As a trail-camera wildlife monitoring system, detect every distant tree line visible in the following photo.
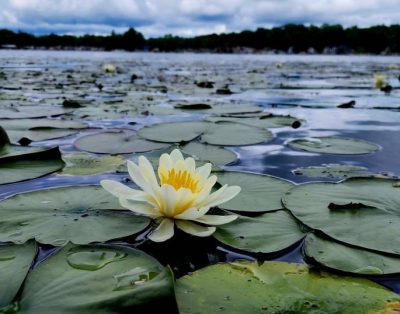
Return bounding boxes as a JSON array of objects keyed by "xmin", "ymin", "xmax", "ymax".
[{"xmin": 1, "ymin": 24, "xmax": 400, "ymax": 54}]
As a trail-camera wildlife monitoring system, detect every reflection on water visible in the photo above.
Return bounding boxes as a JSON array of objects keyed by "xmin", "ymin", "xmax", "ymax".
[{"xmin": 0, "ymin": 50, "xmax": 400, "ymax": 292}]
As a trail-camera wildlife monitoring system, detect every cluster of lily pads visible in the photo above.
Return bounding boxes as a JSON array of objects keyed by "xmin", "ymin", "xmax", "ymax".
[{"xmin": 0, "ymin": 56, "xmax": 399, "ymax": 313}]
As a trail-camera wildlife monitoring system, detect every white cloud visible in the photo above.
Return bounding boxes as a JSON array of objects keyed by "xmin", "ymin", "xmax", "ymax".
[{"xmin": 0, "ymin": 0, "xmax": 399, "ymax": 37}]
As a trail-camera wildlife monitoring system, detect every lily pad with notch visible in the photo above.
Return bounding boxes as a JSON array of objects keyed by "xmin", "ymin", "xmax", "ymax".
[
  {"xmin": 216, "ymin": 171, "xmax": 294, "ymax": 212},
  {"xmin": 214, "ymin": 210, "xmax": 306, "ymax": 254},
  {"xmin": 282, "ymin": 177, "xmax": 400, "ymax": 255},
  {"xmin": 74, "ymin": 130, "xmax": 170, "ymax": 154},
  {"xmin": 176, "ymin": 260, "xmax": 400, "ymax": 314},
  {"xmin": 305, "ymin": 233, "xmax": 400, "ymax": 275},
  {"xmin": 287, "ymin": 136, "xmax": 380, "ymax": 154},
  {"xmin": 0, "ymin": 186, "xmax": 150, "ymax": 245},
  {"xmin": 1, "ymin": 244, "xmax": 177, "ymax": 314}
]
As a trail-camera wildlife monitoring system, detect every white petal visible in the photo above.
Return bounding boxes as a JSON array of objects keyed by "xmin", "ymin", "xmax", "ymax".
[
  {"xmin": 119, "ymin": 198, "xmax": 161, "ymax": 218},
  {"xmin": 158, "ymin": 153, "xmax": 173, "ymax": 178},
  {"xmin": 170, "ymin": 149, "xmax": 184, "ymax": 163},
  {"xmin": 184, "ymin": 157, "xmax": 196, "ymax": 172},
  {"xmin": 193, "ymin": 214, "xmax": 238, "ymax": 225},
  {"xmin": 174, "ymin": 206, "xmax": 210, "ymax": 220},
  {"xmin": 196, "ymin": 163, "xmax": 212, "ymax": 179},
  {"xmin": 194, "ymin": 175, "xmax": 217, "ymax": 205},
  {"xmin": 138, "ymin": 156, "xmax": 159, "ymax": 189},
  {"xmin": 160, "ymin": 184, "xmax": 178, "ymax": 217},
  {"xmin": 148, "ymin": 218, "xmax": 175, "ymax": 242},
  {"xmin": 127, "ymin": 160, "xmax": 153, "ymax": 194},
  {"xmin": 200, "ymin": 185, "xmax": 241, "ymax": 208},
  {"xmin": 175, "ymin": 220, "xmax": 216, "ymax": 237},
  {"xmin": 100, "ymin": 180, "xmax": 141, "ymax": 198}
]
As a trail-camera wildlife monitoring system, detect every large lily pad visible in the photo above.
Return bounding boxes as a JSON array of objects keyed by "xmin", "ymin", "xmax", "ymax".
[
  {"xmin": 176, "ymin": 261, "xmax": 400, "ymax": 314},
  {"xmin": 0, "ymin": 186, "xmax": 150, "ymax": 245},
  {"xmin": 0, "ymin": 106, "xmax": 68, "ymax": 119},
  {"xmin": 201, "ymin": 122, "xmax": 272, "ymax": 146},
  {"xmin": 292, "ymin": 164, "xmax": 372, "ymax": 178},
  {"xmin": 0, "ymin": 128, "xmax": 65, "ymax": 184},
  {"xmin": 60, "ymin": 152, "xmax": 124, "ymax": 176},
  {"xmin": 4, "ymin": 244, "xmax": 177, "ymax": 314},
  {"xmin": 206, "ymin": 114, "xmax": 300, "ymax": 128},
  {"xmin": 0, "ymin": 241, "xmax": 36, "ymax": 307},
  {"xmin": 214, "ymin": 210, "xmax": 306, "ymax": 253},
  {"xmin": 181, "ymin": 142, "xmax": 237, "ymax": 166},
  {"xmin": 287, "ymin": 136, "xmax": 380, "ymax": 154},
  {"xmin": 138, "ymin": 121, "xmax": 272, "ymax": 146},
  {"xmin": 74, "ymin": 131, "xmax": 170, "ymax": 154},
  {"xmin": 305, "ymin": 233, "xmax": 400, "ymax": 275},
  {"xmin": 0, "ymin": 118, "xmax": 86, "ymax": 143},
  {"xmin": 216, "ymin": 172, "xmax": 294, "ymax": 212},
  {"xmin": 282, "ymin": 177, "xmax": 400, "ymax": 254}
]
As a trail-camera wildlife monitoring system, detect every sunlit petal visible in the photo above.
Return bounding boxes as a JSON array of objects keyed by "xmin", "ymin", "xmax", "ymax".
[
  {"xmin": 175, "ymin": 220, "xmax": 216, "ymax": 237},
  {"xmin": 147, "ymin": 218, "xmax": 175, "ymax": 242},
  {"xmin": 100, "ymin": 180, "xmax": 142, "ymax": 198},
  {"xmin": 170, "ymin": 149, "xmax": 184, "ymax": 163},
  {"xmin": 193, "ymin": 214, "xmax": 238, "ymax": 225},
  {"xmin": 119, "ymin": 198, "xmax": 160, "ymax": 218}
]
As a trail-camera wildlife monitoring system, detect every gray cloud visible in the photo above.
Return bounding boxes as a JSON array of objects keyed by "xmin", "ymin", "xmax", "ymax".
[{"xmin": 0, "ymin": 0, "xmax": 399, "ymax": 37}]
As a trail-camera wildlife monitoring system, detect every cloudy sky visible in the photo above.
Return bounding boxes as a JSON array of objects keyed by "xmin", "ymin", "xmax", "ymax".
[{"xmin": 0, "ymin": 0, "xmax": 399, "ymax": 38}]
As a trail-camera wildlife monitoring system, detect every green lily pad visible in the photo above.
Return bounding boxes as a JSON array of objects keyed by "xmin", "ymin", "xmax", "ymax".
[
  {"xmin": 282, "ymin": 177, "xmax": 400, "ymax": 255},
  {"xmin": 149, "ymin": 103, "xmax": 262, "ymax": 115},
  {"xmin": 0, "ymin": 106, "xmax": 68, "ymax": 119},
  {"xmin": 0, "ymin": 157, "xmax": 64, "ymax": 185},
  {"xmin": 138, "ymin": 121, "xmax": 272, "ymax": 146},
  {"xmin": 181, "ymin": 142, "xmax": 237, "ymax": 166},
  {"xmin": 60, "ymin": 152, "xmax": 124, "ymax": 176},
  {"xmin": 287, "ymin": 136, "xmax": 380, "ymax": 154},
  {"xmin": 201, "ymin": 122, "xmax": 273, "ymax": 146},
  {"xmin": 74, "ymin": 131, "xmax": 170, "ymax": 154},
  {"xmin": 138, "ymin": 121, "xmax": 208, "ymax": 143},
  {"xmin": 0, "ymin": 118, "xmax": 86, "ymax": 143},
  {"xmin": 216, "ymin": 172, "xmax": 294, "ymax": 212},
  {"xmin": 0, "ymin": 241, "xmax": 36, "ymax": 307},
  {"xmin": 0, "ymin": 186, "xmax": 150, "ymax": 245},
  {"xmin": 305, "ymin": 233, "xmax": 400, "ymax": 275},
  {"xmin": 206, "ymin": 114, "xmax": 300, "ymax": 128},
  {"xmin": 0, "ymin": 128, "xmax": 65, "ymax": 184},
  {"xmin": 176, "ymin": 261, "xmax": 400, "ymax": 314},
  {"xmin": 214, "ymin": 210, "xmax": 306, "ymax": 253},
  {"xmin": 292, "ymin": 164, "xmax": 372, "ymax": 178},
  {"xmin": 4, "ymin": 244, "xmax": 177, "ymax": 314}
]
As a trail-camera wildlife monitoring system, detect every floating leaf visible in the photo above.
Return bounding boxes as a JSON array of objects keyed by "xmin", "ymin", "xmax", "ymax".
[
  {"xmin": 176, "ymin": 261, "xmax": 400, "ymax": 314},
  {"xmin": 214, "ymin": 210, "xmax": 306, "ymax": 253},
  {"xmin": 61, "ymin": 152, "xmax": 124, "ymax": 176},
  {"xmin": 0, "ymin": 241, "xmax": 36, "ymax": 307},
  {"xmin": 6, "ymin": 244, "xmax": 177, "ymax": 313},
  {"xmin": 287, "ymin": 136, "xmax": 379, "ymax": 154},
  {"xmin": 292, "ymin": 164, "xmax": 372, "ymax": 178},
  {"xmin": 0, "ymin": 118, "xmax": 86, "ymax": 143},
  {"xmin": 216, "ymin": 172, "xmax": 294, "ymax": 212},
  {"xmin": 305, "ymin": 233, "xmax": 400, "ymax": 275},
  {"xmin": 0, "ymin": 128, "xmax": 64, "ymax": 184},
  {"xmin": 138, "ymin": 121, "xmax": 272, "ymax": 146},
  {"xmin": 181, "ymin": 142, "xmax": 237, "ymax": 166},
  {"xmin": 282, "ymin": 177, "xmax": 400, "ymax": 254},
  {"xmin": 0, "ymin": 186, "xmax": 150, "ymax": 245},
  {"xmin": 0, "ymin": 106, "xmax": 68, "ymax": 119},
  {"xmin": 206, "ymin": 114, "xmax": 300, "ymax": 128},
  {"xmin": 74, "ymin": 131, "xmax": 170, "ymax": 154}
]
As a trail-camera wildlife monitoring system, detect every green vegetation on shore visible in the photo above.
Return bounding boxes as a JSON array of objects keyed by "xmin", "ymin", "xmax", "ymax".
[{"xmin": 1, "ymin": 24, "xmax": 400, "ymax": 54}]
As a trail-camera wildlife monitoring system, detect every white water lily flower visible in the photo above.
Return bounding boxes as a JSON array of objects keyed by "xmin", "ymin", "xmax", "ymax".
[{"xmin": 101, "ymin": 149, "xmax": 240, "ymax": 242}]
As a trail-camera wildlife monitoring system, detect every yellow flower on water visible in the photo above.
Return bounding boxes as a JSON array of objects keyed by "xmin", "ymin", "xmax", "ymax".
[
  {"xmin": 101, "ymin": 149, "xmax": 240, "ymax": 242},
  {"xmin": 374, "ymin": 74, "xmax": 387, "ymax": 89},
  {"xmin": 103, "ymin": 64, "xmax": 116, "ymax": 73}
]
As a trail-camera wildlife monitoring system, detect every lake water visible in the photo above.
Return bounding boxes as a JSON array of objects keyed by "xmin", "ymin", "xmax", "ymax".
[{"xmin": 1, "ymin": 50, "xmax": 400, "ymax": 293}]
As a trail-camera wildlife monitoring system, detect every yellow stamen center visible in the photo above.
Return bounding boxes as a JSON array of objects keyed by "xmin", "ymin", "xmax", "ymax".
[{"xmin": 160, "ymin": 168, "xmax": 199, "ymax": 192}]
